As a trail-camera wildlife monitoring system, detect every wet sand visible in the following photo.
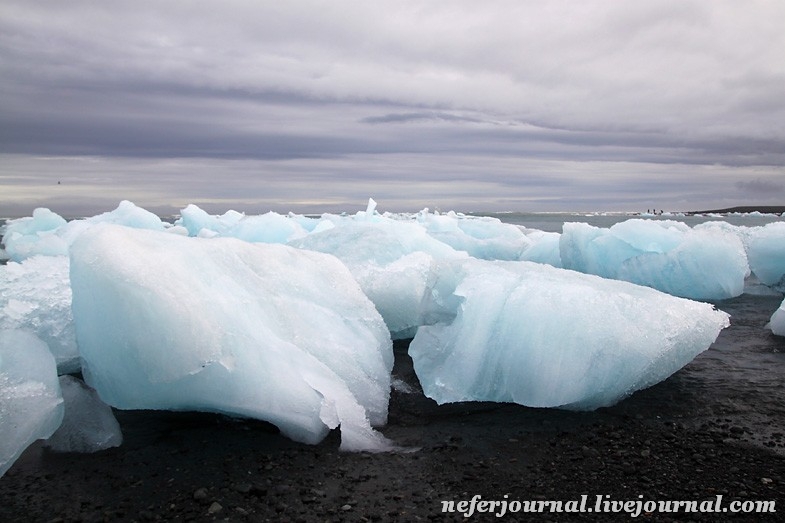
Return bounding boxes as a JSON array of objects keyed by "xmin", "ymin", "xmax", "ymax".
[{"xmin": 1, "ymin": 336, "xmax": 784, "ymax": 522}]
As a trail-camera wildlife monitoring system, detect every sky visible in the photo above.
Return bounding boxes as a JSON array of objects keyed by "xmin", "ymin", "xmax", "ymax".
[{"xmin": 1, "ymin": 0, "xmax": 784, "ymax": 216}]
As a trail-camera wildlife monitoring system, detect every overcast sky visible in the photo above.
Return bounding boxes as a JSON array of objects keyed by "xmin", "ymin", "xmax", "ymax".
[{"xmin": 1, "ymin": 0, "xmax": 784, "ymax": 216}]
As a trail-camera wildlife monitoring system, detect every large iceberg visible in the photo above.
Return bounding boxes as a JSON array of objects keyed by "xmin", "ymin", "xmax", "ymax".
[
  {"xmin": 1, "ymin": 330, "xmax": 65, "ymax": 477},
  {"xmin": 70, "ymin": 224, "xmax": 394, "ymax": 451},
  {"xmin": 410, "ymin": 259, "xmax": 730, "ymax": 409},
  {"xmin": 559, "ymin": 220, "xmax": 749, "ymax": 300}
]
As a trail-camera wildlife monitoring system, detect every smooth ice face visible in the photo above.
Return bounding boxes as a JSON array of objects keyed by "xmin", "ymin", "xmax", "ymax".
[
  {"xmin": 0, "ymin": 256, "xmax": 78, "ymax": 374},
  {"xmin": 70, "ymin": 225, "xmax": 394, "ymax": 451},
  {"xmin": 410, "ymin": 259, "xmax": 730, "ymax": 410},
  {"xmin": 560, "ymin": 220, "xmax": 749, "ymax": 300},
  {"xmin": 747, "ymin": 223, "xmax": 785, "ymax": 290},
  {"xmin": 44, "ymin": 376, "xmax": 123, "ymax": 453},
  {"xmin": 0, "ymin": 330, "xmax": 64, "ymax": 477}
]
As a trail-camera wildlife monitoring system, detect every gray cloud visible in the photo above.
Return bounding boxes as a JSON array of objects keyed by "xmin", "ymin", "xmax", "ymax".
[
  {"xmin": 735, "ymin": 178, "xmax": 785, "ymax": 194},
  {"xmin": 360, "ymin": 112, "xmax": 483, "ymax": 125},
  {"xmin": 1, "ymin": 1, "xmax": 784, "ymax": 215}
]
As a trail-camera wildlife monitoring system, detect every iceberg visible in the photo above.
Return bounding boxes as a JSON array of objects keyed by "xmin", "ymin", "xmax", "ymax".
[
  {"xmin": 0, "ymin": 256, "xmax": 78, "ymax": 374},
  {"xmin": 44, "ymin": 375, "xmax": 123, "ymax": 453},
  {"xmin": 769, "ymin": 298, "xmax": 785, "ymax": 337},
  {"xmin": 519, "ymin": 229, "xmax": 563, "ymax": 267},
  {"xmin": 290, "ymin": 216, "xmax": 463, "ymax": 338},
  {"xmin": 1, "ymin": 201, "xmax": 166, "ymax": 262},
  {"xmin": 415, "ymin": 210, "xmax": 532, "ymax": 260},
  {"xmin": 747, "ymin": 222, "xmax": 785, "ymax": 290},
  {"xmin": 1, "ymin": 208, "xmax": 68, "ymax": 261},
  {"xmin": 410, "ymin": 259, "xmax": 730, "ymax": 410},
  {"xmin": 560, "ymin": 220, "xmax": 748, "ymax": 300},
  {"xmin": 175, "ymin": 205, "xmax": 308, "ymax": 243},
  {"xmin": 3, "ymin": 200, "xmax": 783, "ymax": 455},
  {"xmin": 70, "ymin": 224, "xmax": 394, "ymax": 451},
  {"xmin": 0, "ymin": 330, "xmax": 65, "ymax": 477}
]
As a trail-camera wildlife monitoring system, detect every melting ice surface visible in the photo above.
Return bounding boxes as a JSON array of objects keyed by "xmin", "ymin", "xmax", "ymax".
[
  {"xmin": 70, "ymin": 224, "xmax": 394, "ymax": 452},
  {"xmin": 559, "ymin": 220, "xmax": 749, "ymax": 300},
  {"xmin": 0, "ymin": 330, "xmax": 64, "ymax": 477},
  {"xmin": 410, "ymin": 259, "xmax": 730, "ymax": 409},
  {"xmin": 0, "ymin": 199, "xmax": 783, "ymax": 472},
  {"xmin": 0, "ymin": 256, "xmax": 77, "ymax": 374}
]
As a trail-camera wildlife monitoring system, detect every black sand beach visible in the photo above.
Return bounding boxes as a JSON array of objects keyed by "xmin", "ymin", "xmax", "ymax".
[{"xmin": 2, "ymin": 329, "xmax": 784, "ymax": 522}]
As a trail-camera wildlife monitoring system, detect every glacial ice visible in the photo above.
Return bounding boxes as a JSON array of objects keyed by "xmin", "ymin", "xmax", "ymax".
[
  {"xmin": 1, "ymin": 208, "xmax": 67, "ymax": 261},
  {"xmin": 69, "ymin": 224, "xmax": 394, "ymax": 451},
  {"xmin": 0, "ymin": 256, "xmax": 78, "ymax": 374},
  {"xmin": 560, "ymin": 220, "xmax": 749, "ymax": 300},
  {"xmin": 0, "ymin": 330, "xmax": 64, "ymax": 477},
  {"xmin": 769, "ymin": 298, "xmax": 785, "ymax": 337},
  {"xmin": 409, "ymin": 259, "xmax": 731, "ymax": 409},
  {"xmin": 518, "ymin": 230, "xmax": 563, "ymax": 267},
  {"xmin": 415, "ymin": 211, "xmax": 532, "ymax": 260},
  {"xmin": 747, "ymin": 222, "xmax": 785, "ymax": 290},
  {"xmin": 1, "ymin": 200, "xmax": 783, "ymax": 454},
  {"xmin": 44, "ymin": 375, "xmax": 123, "ymax": 453},
  {"xmin": 176, "ymin": 205, "xmax": 308, "ymax": 243},
  {"xmin": 290, "ymin": 215, "xmax": 464, "ymax": 338},
  {"xmin": 1, "ymin": 201, "xmax": 166, "ymax": 262}
]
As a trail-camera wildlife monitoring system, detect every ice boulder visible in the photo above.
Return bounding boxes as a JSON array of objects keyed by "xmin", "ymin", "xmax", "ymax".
[
  {"xmin": 520, "ymin": 230, "xmax": 563, "ymax": 267},
  {"xmin": 175, "ymin": 205, "xmax": 308, "ymax": 244},
  {"xmin": 1, "ymin": 201, "xmax": 167, "ymax": 262},
  {"xmin": 44, "ymin": 375, "xmax": 122, "ymax": 453},
  {"xmin": 410, "ymin": 259, "xmax": 730, "ymax": 410},
  {"xmin": 290, "ymin": 218, "xmax": 463, "ymax": 338},
  {"xmin": 560, "ymin": 220, "xmax": 748, "ymax": 300},
  {"xmin": 0, "ymin": 256, "xmax": 78, "ymax": 374},
  {"xmin": 175, "ymin": 204, "xmax": 244, "ymax": 236},
  {"xmin": 747, "ymin": 222, "xmax": 785, "ymax": 290},
  {"xmin": 85, "ymin": 200, "xmax": 166, "ymax": 230},
  {"xmin": 1, "ymin": 208, "xmax": 68, "ymax": 261},
  {"xmin": 769, "ymin": 298, "xmax": 785, "ymax": 337},
  {"xmin": 70, "ymin": 225, "xmax": 394, "ymax": 451},
  {"xmin": 222, "ymin": 212, "xmax": 308, "ymax": 244},
  {"xmin": 415, "ymin": 211, "xmax": 532, "ymax": 260},
  {"xmin": 1, "ymin": 330, "xmax": 65, "ymax": 477}
]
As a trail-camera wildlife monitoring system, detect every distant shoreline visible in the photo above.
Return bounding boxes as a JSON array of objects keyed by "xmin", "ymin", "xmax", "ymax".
[{"xmin": 687, "ymin": 205, "xmax": 785, "ymax": 215}]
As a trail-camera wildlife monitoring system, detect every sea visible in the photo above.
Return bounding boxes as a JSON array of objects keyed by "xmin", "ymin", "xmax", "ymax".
[{"xmin": 1, "ymin": 210, "xmax": 784, "ymax": 454}]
